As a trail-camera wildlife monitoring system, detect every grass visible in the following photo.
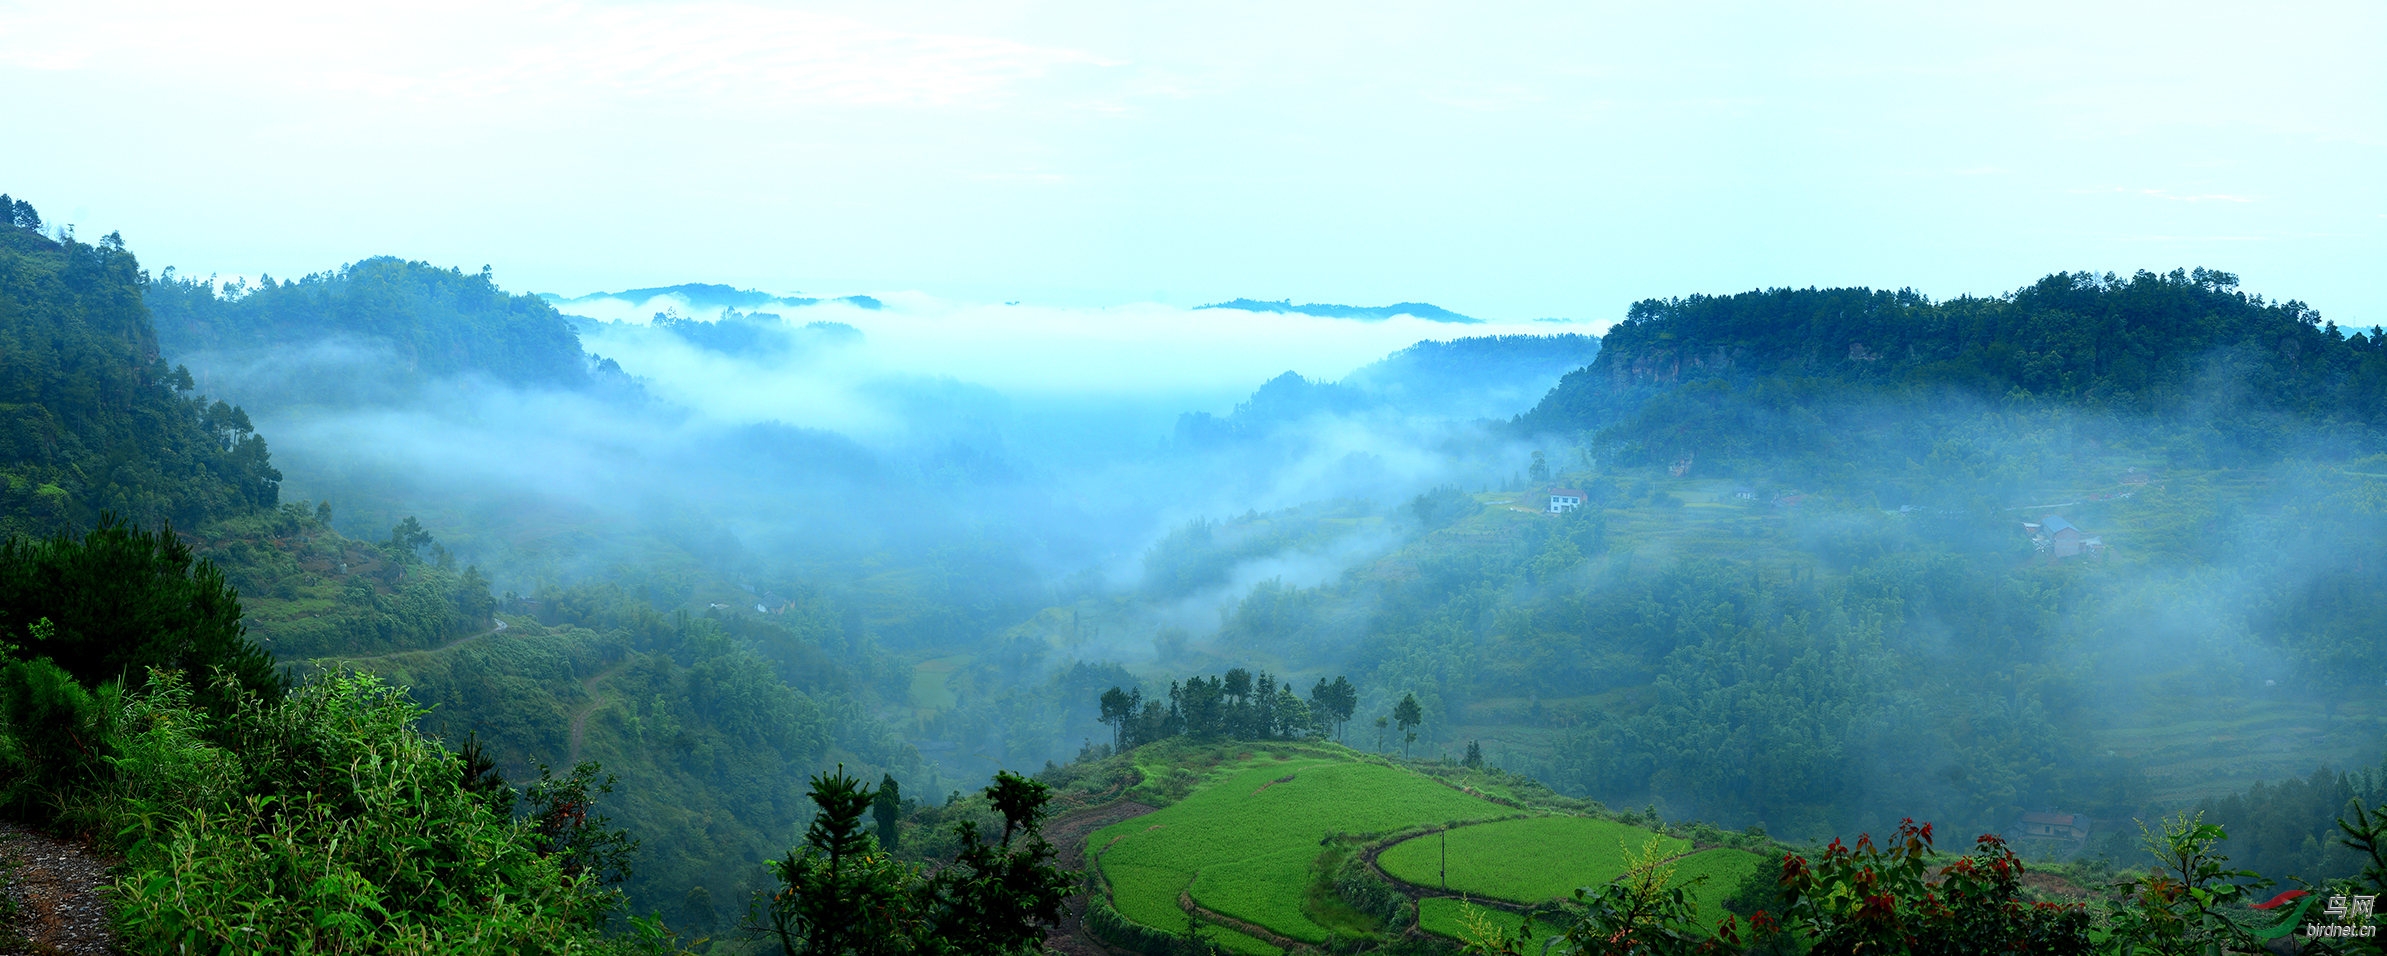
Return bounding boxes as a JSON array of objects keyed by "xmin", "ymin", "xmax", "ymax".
[
  {"xmin": 1409, "ymin": 849, "xmax": 1770, "ymax": 943},
  {"xmin": 1416, "ymin": 897, "xmax": 1564, "ymax": 945},
  {"xmin": 1200, "ymin": 924, "xmax": 1284, "ymax": 956},
  {"xmin": 906, "ymin": 653, "xmax": 968, "ymax": 717},
  {"xmin": 1667, "ymin": 848, "xmax": 1770, "ymax": 929},
  {"xmin": 1192, "ymin": 848, "xmax": 1334, "ymax": 943},
  {"xmin": 1104, "ymin": 863, "xmax": 1195, "ymax": 936},
  {"xmin": 1303, "ymin": 842, "xmax": 1385, "ymax": 937},
  {"xmin": 1092, "ymin": 747, "xmax": 1512, "ymax": 943},
  {"xmin": 1378, "ymin": 815, "xmax": 1687, "ymax": 904}
]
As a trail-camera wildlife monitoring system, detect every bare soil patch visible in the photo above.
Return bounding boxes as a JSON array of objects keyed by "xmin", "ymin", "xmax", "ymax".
[
  {"xmin": 0, "ymin": 821, "xmax": 117, "ymax": 956},
  {"xmin": 1044, "ymin": 800, "xmax": 1158, "ymax": 956}
]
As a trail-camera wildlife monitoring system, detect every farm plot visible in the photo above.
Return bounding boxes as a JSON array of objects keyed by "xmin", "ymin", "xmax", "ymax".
[
  {"xmin": 1668, "ymin": 848, "xmax": 1770, "ymax": 928},
  {"xmin": 1416, "ymin": 898, "xmax": 1566, "ymax": 945},
  {"xmin": 1410, "ymin": 847, "xmax": 1772, "ymax": 943},
  {"xmin": 1092, "ymin": 756, "xmax": 1510, "ymax": 944},
  {"xmin": 1378, "ymin": 815, "xmax": 1685, "ymax": 904},
  {"xmin": 1190, "ymin": 847, "xmax": 1335, "ymax": 944},
  {"xmin": 1103, "ymin": 861, "xmax": 1282, "ymax": 954}
]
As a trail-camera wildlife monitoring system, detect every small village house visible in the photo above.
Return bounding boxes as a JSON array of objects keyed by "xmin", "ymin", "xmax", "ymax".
[
  {"xmin": 1547, "ymin": 489, "xmax": 1586, "ymax": 514},
  {"xmin": 2016, "ymin": 811, "xmax": 2091, "ymax": 841},
  {"xmin": 2024, "ymin": 515, "xmax": 2105, "ymax": 559}
]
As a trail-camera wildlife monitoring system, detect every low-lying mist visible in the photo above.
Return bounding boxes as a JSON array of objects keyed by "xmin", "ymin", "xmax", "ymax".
[{"xmin": 170, "ymin": 284, "xmax": 1587, "ymax": 658}]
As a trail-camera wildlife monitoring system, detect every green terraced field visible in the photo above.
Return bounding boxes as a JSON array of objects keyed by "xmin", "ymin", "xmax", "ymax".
[
  {"xmin": 1202, "ymin": 924, "xmax": 1283, "ymax": 956},
  {"xmin": 1417, "ymin": 898, "xmax": 1566, "ymax": 945},
  {"xmin": 1103, "ymin": 863, "xmax": 1194, "ymax": 936},
  {"xmin": 1378, "ymin": 815, "xmax": 1686, "ymax": 903},
  {"xmin": 1667, "ymin": 848, "xmax": 1771, "ymax": 929},
  {"xmin": 1411, "ymin": 849, "xmax": 1771, "ymax": 942},
  {"xmin": 1092, "ymin": 752, "xmax": 1511, "ymax": 943},
  {"xmin": 1190, "ymin": 847, "xmax": 1333, "ymax": 943}
]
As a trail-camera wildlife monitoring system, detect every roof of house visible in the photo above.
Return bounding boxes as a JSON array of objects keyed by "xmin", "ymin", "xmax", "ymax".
[
  {"xmin": 2040, "ymin": 515, "xmax": 2078, "ymax": 535},
  {"xmin": 1550, "ymin": 489, "xmax": 1586, "ymax": 499},
  {"xmin": 2020, "ymin": 811, "xmax": 2085, "ymax": 827}
]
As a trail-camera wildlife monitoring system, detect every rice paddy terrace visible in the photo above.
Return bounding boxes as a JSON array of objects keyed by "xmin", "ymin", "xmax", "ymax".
[{"xmin": 1079, "ymin": 741, "xmax": 1774, "ymax": 954}]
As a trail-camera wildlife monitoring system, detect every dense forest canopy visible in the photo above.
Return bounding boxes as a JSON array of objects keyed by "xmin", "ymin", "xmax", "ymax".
[
  {"xmin": 1522, "ymin": 269, "xmax": 2386, "ymax": 470},
  {"xmin": 146, "ymin": 255, "xmax": 594, "ymax": 399},
  {"xmin": 0, "ymin": 197, "xmax": 281, "ymax": 538}
]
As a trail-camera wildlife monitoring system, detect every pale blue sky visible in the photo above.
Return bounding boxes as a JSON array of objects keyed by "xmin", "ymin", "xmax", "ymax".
[{"xmin": 4, "ymin": 1, "xmax": 2380, "ymax": 326}]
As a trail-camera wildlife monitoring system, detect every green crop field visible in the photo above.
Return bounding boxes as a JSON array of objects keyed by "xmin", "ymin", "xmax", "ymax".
[
  {"xmin": 1412, "ymin": 850, "xmax": 1766, "ymax": 943},
  {"xmin": 1092, "ymin": 750, "xmax": 1512, "ymax": 943},
  {"xmin": 1205, "ymin": 926, "xmax": 1284, "ymax": 956},
  {"xmin": 1190, "ymin": 847, "xmax": 1334, "ymax": 943},
  {"xmin": 1103, "ymin": 863, "xmax": 1195, "ymax": 936},
  {"xmin": 1378, "ymin": 815, "xmax": 1686, "ymax": 904},
  {"xmin": 1416, "ymin": 898, "xmax": 1565, "ymax": 945},
  {"xmin": 1666, "ymin": 848, "xmax": 1770, "ymax": 928}
]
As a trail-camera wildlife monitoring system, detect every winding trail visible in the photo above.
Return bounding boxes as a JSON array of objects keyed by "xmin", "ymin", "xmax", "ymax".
[
  {"xmin": 0, "ymin": 822, "xmax": 116, "ymax": 955},
  {"xmin": 1043, "ymin": 799, "xmax": 1158, "ymax": 956},
  {"xmin": 319, "ymin": 623, "xmax": 504, "ymax": 667},
  {"xmin": 567, "ymin": 659, "xmax": 633, "ymax": 765}
]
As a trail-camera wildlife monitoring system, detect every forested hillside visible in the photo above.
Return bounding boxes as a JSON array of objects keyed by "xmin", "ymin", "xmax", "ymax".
[
  {"xmin": 146, "ymin": 255, "xmax": 594, "ymax": 402},
  {"xmin": 1116, "ymin": 270, "xmax": 2387, "ymax": 855},
  {"xmin": 0, "ymin": 196, "xmax": 281, "ymax": 539},
  {"xmin": 0, "ymin": 195, "xmax": 942, "ymax": 949},
  {"xmin": 1174, "ymin": 332, "xmax": 1598, "ymax": 445},
  {"xmin": 1520, "ymin": 269, "xmax": 2387, "ymax": 471}
]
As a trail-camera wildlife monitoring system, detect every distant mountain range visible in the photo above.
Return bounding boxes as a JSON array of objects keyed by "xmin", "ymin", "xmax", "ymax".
[
  {"xmin": 1174, "ymin": 332, "xmax": 1600, "ymax": 445},
  {"xmin": 541, "ymin": 284, "xmax": 881, "ymax": 311},
  {"xmin": 1195, "ymin": 298, "xmax": 1481, "ymax": 324}
]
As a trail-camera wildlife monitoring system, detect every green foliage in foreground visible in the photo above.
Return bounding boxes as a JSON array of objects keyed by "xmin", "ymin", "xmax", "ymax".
[
  {"xmin": 0, "ymin": 662, "xmax": 665, "ymax": 954},
  {"xmin": 1378, "ymin": 815, "xmax": 1688, "ymax": 906},
  {"xmin": 398, "ymin": 588, "xmax": 923, "ymax": 933},
  {"xmin": 108, "ymin": 670, "xmax": 654, "ymax": 953},
  {"xmin": 763, "ymin": 767, "xmax": 1076, "ymax": 955},
  {"xmin": 0, "ymin": 512, "xmax": 281, "ymax": 717}
]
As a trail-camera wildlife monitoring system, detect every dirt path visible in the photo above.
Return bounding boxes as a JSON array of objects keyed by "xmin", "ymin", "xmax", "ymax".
[
  {"xmin": 0, "ymin": 822, "xmax": 117, "ymax": 956},
  {"xmin": 1043, "ymin": 800, "xmax": 1158, "ymax": 956},
  {"xmin": 566, "ymin": 659, "xmax": 633, "ymax": 764},
  {"xmin": 322, "ymin": 624, "xmax": 503, "ymax": 666},
  {"xmin": 1181, "ymin": 891, "xmax": 1308, "ymax": 953}
]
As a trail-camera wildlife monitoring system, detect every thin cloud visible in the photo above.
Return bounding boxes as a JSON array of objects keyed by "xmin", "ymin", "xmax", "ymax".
[
  {"xmin": 567, "ymin": 292, "xmax": 1567, "ymax": 409},
  {"xmin": 0, "ymin": 1, "xmax": 1110, "ymax": 108},
  {"xmin": 2071, "ymin": 186, "xmax": 2258, "ymax": 204}
]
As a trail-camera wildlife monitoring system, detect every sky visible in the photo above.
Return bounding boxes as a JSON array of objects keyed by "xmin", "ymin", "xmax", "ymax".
[{"xmin": 2, "ymin": 1, "xmax": 2381, "ymax": 327}]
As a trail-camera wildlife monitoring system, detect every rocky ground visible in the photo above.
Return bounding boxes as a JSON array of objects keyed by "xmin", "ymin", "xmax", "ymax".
[{"xmin": 0, "ymin": 821, "xmax": 117, "ymax": 955}]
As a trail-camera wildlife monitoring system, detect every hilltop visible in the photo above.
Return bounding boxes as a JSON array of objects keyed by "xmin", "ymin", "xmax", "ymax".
[
  {"xmin": 147, "ymin": 256, "xmax": 593, "ymax": 401},
  {"xmin": 1517, "ymin": 269, "xmax": 2387, "ymax": 468},
  {"xmin": 0, "ymin": 199, "xmax": 282, "ymax": 539},
  {"xmin": 1197, "ymin": 298, "xmax": 1482, "ymax": 324}
]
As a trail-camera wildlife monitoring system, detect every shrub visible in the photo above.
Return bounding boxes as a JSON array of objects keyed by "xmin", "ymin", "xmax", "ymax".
[
  {"xmin": 106, "ymin": 670, "xmax": 640, "ymax": 954},
  {"xmin": 0, "ymin": 655, "xmax": 118, "ymax": 823},
  {"xmin": 0, "ymin": 514, "xmax": 281, "ymax": 715}
]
